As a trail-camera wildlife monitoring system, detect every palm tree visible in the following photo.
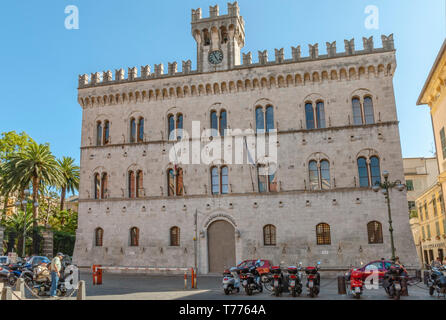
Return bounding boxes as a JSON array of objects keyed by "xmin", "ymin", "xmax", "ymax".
[
  {"xmin": 57, "ymin": 157, "xmax": 79, "ymax": 211},
  {"xmin": 5, "ymin": 209, "xmax": 34, "ymax": 255},
  {"xmin": 2, "ymin": 142, "xmax": 63, "ymax": 253}
]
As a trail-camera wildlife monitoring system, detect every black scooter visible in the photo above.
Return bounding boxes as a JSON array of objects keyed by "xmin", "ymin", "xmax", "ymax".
[
  {"xmin": 427, "ymin": 265, "xmax": 446, "ymax": 297},
  {"xmin": 383, "ymin": 264, "xmax": 406, "ymax": 300},
  {"xmin": 240, "ymin": 265, "xmax": 263, "ymax": 296}
]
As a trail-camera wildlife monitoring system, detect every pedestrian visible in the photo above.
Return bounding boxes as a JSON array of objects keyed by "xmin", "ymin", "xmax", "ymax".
[
  {"xmin": 50, "ymin": 252, "xmax": 64, "ymax": 298},
  {"xmin": 431, "ymin": 256, "xmax": 442, "ymax": 268}
]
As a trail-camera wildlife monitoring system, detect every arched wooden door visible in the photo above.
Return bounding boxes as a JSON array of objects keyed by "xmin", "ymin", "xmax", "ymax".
[{"xmin": 207, "ymin": 220, "xmax": 236, "ymax": 273}]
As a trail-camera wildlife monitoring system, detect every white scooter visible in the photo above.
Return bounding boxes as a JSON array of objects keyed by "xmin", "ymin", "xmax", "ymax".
[{"xmin": 222, "ymin": 267, "xmax": 241, "ymax": 295}]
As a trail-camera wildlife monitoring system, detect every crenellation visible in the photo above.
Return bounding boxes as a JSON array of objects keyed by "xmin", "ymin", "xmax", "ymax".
[
  {"xmin": 309, "ymin": 43, "xmax": 319, "ymax": 59},
  {"xmin": 326, "ymin": 41, "xmax": 336, "ymax": 58},
  {"xmin": 182, "ymin": 60, "xmax": 192, "ymax": 74},
  {"xmin": 258, "ymin": 50, "xmax": 268, "ymax": 65},
  {"xmin": 275, "ymin": 48, "xmax": 284, "ymax": 63},
  {"xmin": 363, "ymin": 36, "xmax": 374, "ymax": 52},
  {"xmin": 154, "ymin": 64, "xmax": 164, "ymax": 76},
  {"xmin": 209, "ymin": 4, "xmax": 219, "ymax": 17},
  {"xmin": 141, "ymin": 65, "xmax": 151, "ymax": 79},
  {"xmin": 191, "ymin": 8, "xmax": 202, "ymax": 22},
  {"xmin": 227, "ymin": 1, "xmax": 240, "ymax": 17},
  {"xmin": 115, "ymin": 68, "xmax": 125, "ymax": 81},
  {"xmin": 291, "ymin": 45, "xmax": 301, "ymax": 61},
  {"xmin": 344, "ymin": 38, "xmax": 355, "ymax": 55},
  {"xmin": 243, "ymin": 52, "xmax": 252, "ymax": 65},
  {"xmin": 168, "ymin": 62, "xmax": 178, "ymax": 75},
  {"xmin": 128, "ymin": 67, "xmax": 138, "ymax": 81},
  {"xmin": 78, "ymin": 34, "xmax": 396, "ymax": 88},
  {"xmin": 381, "ymin": 34, "xmax": 394, "ymax": 50}
]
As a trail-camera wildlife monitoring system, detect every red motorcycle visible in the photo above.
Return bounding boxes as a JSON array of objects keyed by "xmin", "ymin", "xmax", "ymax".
[
  {"xmin": 349, "ymin": 268, "xmax": 364, "ymax": 299},
  {"xmin": 305, "ymin": 262, "xmax": 321, "ymax": 298}
]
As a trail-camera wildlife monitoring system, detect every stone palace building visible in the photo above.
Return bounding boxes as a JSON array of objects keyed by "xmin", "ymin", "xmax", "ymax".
[{"xmin": 73, "ymin": 3, "xmax": 417, "ymax": 272}]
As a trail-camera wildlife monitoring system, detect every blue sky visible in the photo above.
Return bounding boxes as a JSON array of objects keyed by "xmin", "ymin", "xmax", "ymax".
[{"xmin": 0, "ymin": 0, "xmax": 444, "ymax": 163}]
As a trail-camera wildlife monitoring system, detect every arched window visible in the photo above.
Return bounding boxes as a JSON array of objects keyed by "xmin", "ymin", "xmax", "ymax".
[
  {"xmin": 316, "ymin": 102, "xmax": 326, "ymax": 129},
  {"xmin": 370, "ymin": 156, "xmax": 381, "ymax": 186},
  {"xmin": 316, "ymin": 223, "xmax": 331, "ymax": 245},
  {"xmin": 210, "ymin": 111, "xmax": 218, "ymax": 136},
  {"xmin": 352, "ymin": 98, "xmax": 362, "ymax": 125},
  {"xmin": 101, "ymin": 173, "xmax": 108, "ymax": 199},
  {"xmin": 96, "ymin": 121, "xmax": 102, "ymax": 146},
  {"xmin": 308, "ymin": 160, "xmax": 330, "ymax": 190},
  {"xmin": 220, "ymin": 110, "xmax": 227, "ymax": 136},
  {"xmin": 128, "ymin": 171, "xmax": 135, "ymax": 198},
  {"xmin": 352, "ymin": 96, "xmax": 375, "ymax": 125},
  {"xmin": 130, "ymin": 118, "xmax": 136, "ymax": 143},
  {"xmin": 137, "ymin": 117, "xmax": 144, "ymax": 142},
  {"xmin": 103, "ymin": 121, "xmax": 110, "ymax": 145},
  {"xmin": 170, "ymin": 226, "xmax": 180, "ymax": 246},
  {"xmin": 357, "ymin": 157, "xmax": 369, "ymax": 187},
  {"xmin": 168, "ymin": 115, "xmax": 175, "ymax": 140},
  {"xmin": 136, "ymin": 170, "xmax": 143, "ymax": 197},
  {"xmin": 130, "ymin": 227, "xmax": 139, "ymax": 247},
  {"xmin": 176, "ymin": 114, "xmax": 183, "ymax": 140},
  {"xmin": 357, "ymin": 156, "xmax": 381, "ymax": 187},
  {"xmin": 257, "ymin": 165, "xmax": 277, "ymax": 193},
  {"xmin": 211, "ymin": 166, "xmax": 229, "ymax": 195},
  {"xmin": 367, "ymin": 221, "xmax": 383, "ymax": 244},
  {"xmin": 167, "ymin": 169, "xmax": 175, "ymax": 196},
  {"xmin": 363, "ymin": 97, "xmax": 375, "ymax": 124},
  {"xmin": 176, "ymin": 168, "xmax": 184, "ymax": 196},
  {"xmin": 265, "ymin": 106, "xmax": 274, "ymax": 133},
  {"xmin": 94, "ymin": 173, "xmax": 100, "ymax": 199},
  {"xmin": 95, "ymin": 228, "xmax": 103, "ymax": 247},
  {"xmin": 305, "ymin": 103, "xmax": 315, "ymax": 129},
  {"xmin": 255, "ymin": 107, "xmax": 264, "ymax": 133},
  {"xmin": 263, "ymin": 225, "xmax": 276, "ymax": 246}
]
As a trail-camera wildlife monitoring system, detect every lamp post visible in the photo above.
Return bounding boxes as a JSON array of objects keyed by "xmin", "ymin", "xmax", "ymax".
[
  {"xmin": 15, "ymin": 189, "xmax": 30, "ymax": 258},
  {"xmin": 372, "ymin": 170, "xmax": 406, "ymax": 263}
]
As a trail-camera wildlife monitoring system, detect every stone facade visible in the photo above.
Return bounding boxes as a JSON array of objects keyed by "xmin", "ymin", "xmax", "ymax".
[{"xmin": 73, "ymin": 2, "xmax": 417, "ymax": 272}]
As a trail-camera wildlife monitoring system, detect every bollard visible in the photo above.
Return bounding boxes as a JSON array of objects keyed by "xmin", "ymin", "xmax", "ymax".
[
  {"xmin": 97, "ymin": 266, "xmax": 103, "ymax": 285},
  {"xmin": 15, "ymin": 278, "xmax": 25, "ymax": 299},
  {"xmin": 190, "ymin": 268, "xmax": 195, "ymax": 289},
  {"xmin": 337, "ymin": 275, "xmax": 346, "ymax": 295},
  {"xmin": 92, "ymin": 265, "xmax": 97, "ymax": 285},
  {"xmin": 184, "ymin": 271, "xmax": 187, "ymax": 290},
  {"xmin": 194, "ymin": 269, "xmax": 197, "ymax": 289},
  {"xmin": 92, "ymin": 265, "xmax": 103, "ymax": 285},
  {"xmin": 1, "ymin": 287, "xmax": 12, "ymax": 300},
  {"xmin": 77, "ymin": 280, "xmax": 86, "ymax": 300}
]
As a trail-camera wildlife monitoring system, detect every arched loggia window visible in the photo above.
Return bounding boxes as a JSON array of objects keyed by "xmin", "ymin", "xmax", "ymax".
[
  {"xmin": 305, "ymin": 101, "xmax": 326, "ymax": 129},
  {"xmin": 309, "ymin": 160, "xmax": 330, "ymax": 190},
  {"xmin": 255, "ymin": 106, "xmax": 274, "ymax": 133},
  {"xmin": 167, "ymin": 168, "xmax": 184, "ymax": 196},
  {"xmin": 357, "ymin": 156, "xmax": 381, "ymax": 187},
  {"xmin": 211, "ymin": 166, "xmax": 229, "ymax": 195}
]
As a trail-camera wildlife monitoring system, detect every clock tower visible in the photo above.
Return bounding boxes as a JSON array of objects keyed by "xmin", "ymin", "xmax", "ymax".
[{"xmin": 191, "ymin": 2, "xmax": 245, "ymax": 73}]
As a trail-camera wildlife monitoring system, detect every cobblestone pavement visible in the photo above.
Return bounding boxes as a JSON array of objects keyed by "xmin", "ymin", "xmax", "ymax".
[{"xmin": 76, "ymin": 271, "xmax": 442, "ymax": 300}]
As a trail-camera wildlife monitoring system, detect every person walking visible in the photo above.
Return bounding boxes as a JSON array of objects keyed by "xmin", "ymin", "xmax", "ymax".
[{"xmin": 50, "ymin": 253, "xmax": 64, "ymax": 298}]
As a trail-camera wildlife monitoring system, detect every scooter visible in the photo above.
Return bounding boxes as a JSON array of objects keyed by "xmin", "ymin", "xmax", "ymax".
[
  {"xmin": 271, "ymin": 265, "xmax": 286, "ymax": 297},
  {"xmin": 427, "ymin": 265, "xmax": 446, "ymax": 297},
  {"xmin": 287, "ymin": 264, "xmax": 303, "ymax": 297},
  {"xmin": 31, "ymin": 263, "xmax": 68, "ymax": 297},
  {"xmin": 349, "ymin": 268, "xmax": 364, "ymax": 299},
  {"xmin": 305, "ymin": 261, "xmax": 321, "ymax": 298},
  {"xmin": 222, "ymin": 267, "xmax": 241, "ymax": 295},
  {"xmin": 383, "ymin": 264, "xmax": 405, "ymax": 300},
  {"xmin": 240, "ymin": 260, "xmax": 263, "ymax": 296}
]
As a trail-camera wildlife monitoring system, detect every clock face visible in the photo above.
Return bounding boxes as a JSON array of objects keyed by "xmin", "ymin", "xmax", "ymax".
[{"xmin": 209, "ymin": 50, "xmax": 224, "ymax": 65}]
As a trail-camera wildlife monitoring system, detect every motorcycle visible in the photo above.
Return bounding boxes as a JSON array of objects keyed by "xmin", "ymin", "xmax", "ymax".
[
  {"xmin": 6, "ymin": 262, "xmax": 34, "ymax": 287},
  {"xmin": 31, "ymin": 263, "xmax": 68, "ymax": 297},
  {"xmin": 287, "ymin": 264, "xmax": 303, "ymax": 297},
  {"xmin": 349, "ymin": 268, "xmax": 364, "ymax": 299},
  {"xmin": 305, "ymin": 261, "xmax": 321, "ymax": 298},
  {"xmin": 427, "ymin": 265, "xmax": 446, "ymax": 297},
  {"xmin": 383, "ymin": 264, "xmax": 405, "ymax": 300},
  {"xmin": 222, "ymin": 267, "xmax": 241, "ymax": 295},
  {"xmin": 270, "ymin": 265, "xmax": 286, "ymax": 297},
  {"xmin": 240, "ymin": 260, "xmax": 263, "ymax": 296}
]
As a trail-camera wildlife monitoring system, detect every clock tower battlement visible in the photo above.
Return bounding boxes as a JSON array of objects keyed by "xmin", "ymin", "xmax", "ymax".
[{"xmin": 191, "ymin": 2, "xmax": 245, "ymax": 73}]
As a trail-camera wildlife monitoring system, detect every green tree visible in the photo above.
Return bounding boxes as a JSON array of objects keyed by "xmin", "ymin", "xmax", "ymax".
[
  {"xmin": 2, "ymin": 142, "xmax": 63, "ymax": 253},
  {"xmin": 57, "ymin": 157, "xmax": 79, "ymax": 212},
  {"xmin": 48, "ymin": 209, "xmax": 78, "ymax": 234},
  {"xmin": 5, "ymin": 209, "xmax": 35, "ymax": 255}
]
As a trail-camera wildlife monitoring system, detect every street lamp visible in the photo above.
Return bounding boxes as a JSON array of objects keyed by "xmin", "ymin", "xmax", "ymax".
[{"xmin": 373, "ymin": 170, "xmax": 406, "ymax": 263}]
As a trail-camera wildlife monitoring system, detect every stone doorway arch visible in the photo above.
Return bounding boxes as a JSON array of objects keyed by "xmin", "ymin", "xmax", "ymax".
[{"xmin": 207, "ymin": 220, "xmax": 236, "ymax": 273}]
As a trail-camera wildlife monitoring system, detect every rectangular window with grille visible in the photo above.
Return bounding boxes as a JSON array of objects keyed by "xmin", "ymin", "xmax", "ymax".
[
  {"xmin": 441, "ymin": 128, "xmax": 446, "ymax": 160},
  {"xmin": 316, "ymin": 224, "xmax": 331, "ymax": 245}
]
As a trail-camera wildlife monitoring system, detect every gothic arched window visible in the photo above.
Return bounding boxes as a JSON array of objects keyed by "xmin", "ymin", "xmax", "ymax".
[
  {"xmin": 130, "ymin": 227, "xmax": 139, "ymax": 247},
  {"xmin": 95, "ymin": 228, "xmax": 103, "ymax": 247},
  {"xmin": 137, "ymin": 117, "xmax": 144, "ymax": 142},
  {"xmin": 103, "ymin": 121, "xmax": 110, "ymax": 145},
  {"xmin": 263, "ymin": 225, "xmax": 276, "ymax": 246},
  {"xmin": 170, "ymin": 227, "xmax": 180, "ymax": 246},
  {"xmin": 130, "ymin": 118, "xmax": 136, "ymax": 143},
  {"xmin": 316, "ymin": 223, "xmax": 331, "ymax": 245},
  {"xmin": 367, "ymin": 221, "xmax": 383, "ymax": 244},
  {"xmin": 96, "ymin": 121, "xmax": 102, "ymax": 146}
]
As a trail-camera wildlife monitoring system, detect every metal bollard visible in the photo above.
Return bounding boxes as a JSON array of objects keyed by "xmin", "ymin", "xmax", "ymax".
[
  {"xmin": 337, "ymin": 275, "xmax": 346, "ymax": 294},
  {"xmin": 77, "ymin": 280, "xmax": 86, "ymax": 300},
  {"xmin": 184, "ymin": 271, "xmax": 187, "ymax": 290},
  {"xmin": 1, "ymin": 287, "xmax": 12, "ymax": 300}
]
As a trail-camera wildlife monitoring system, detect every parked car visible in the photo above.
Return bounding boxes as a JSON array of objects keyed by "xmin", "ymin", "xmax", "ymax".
[
  {"xmin": 237, "ymin": 259, "xmax": 272, "ymax": 276},
  {"xmin": 345, "ymin": 260, "xmax": 408, "ymax": 283},
  {"xmin": 0, "ymin": 256, "xmax": 9, "ymax": 265}
]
